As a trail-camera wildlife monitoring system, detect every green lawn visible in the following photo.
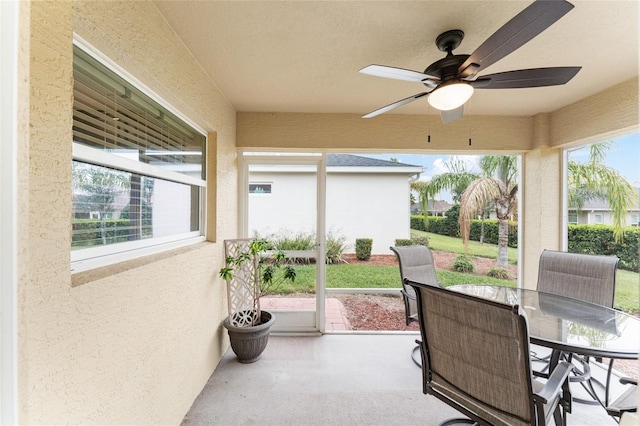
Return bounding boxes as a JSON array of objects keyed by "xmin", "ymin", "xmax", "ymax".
[
  {"xmin": 412, "ymin": 230, "xmax": 518, "ymax": 264},
  {"xmin": 276, "ymin": 231, "xmax": 639, "ymax": 314}
]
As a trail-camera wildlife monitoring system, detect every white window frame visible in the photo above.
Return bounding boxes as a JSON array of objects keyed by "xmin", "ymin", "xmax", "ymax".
[{"xmin": 71, "ymin": 37, "xmax": 207, "ymax": 273}]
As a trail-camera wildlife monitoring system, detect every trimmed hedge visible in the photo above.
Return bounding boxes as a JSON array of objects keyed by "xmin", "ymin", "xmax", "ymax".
[
  {"xmin": 411, "ymin": 215, "xmax": 517, "ymax": 248},
  {"xmin": 72, "ymin": 218, "xmax": 152, "ymax": 247},
  {"xmin": 355, "ymin": 238, "xmax": 373, "ymax": 261},
  {"xmin": 567, "ymin": 225, "xmax": 639, "ymax": 271},
  {"xmin": 411, "ymin": 215, "xmax": 639, "ymax": 272},
  {"xmin": 394, "ymin": 235, "xmax": 430, "ymax": 247},
  {"xmin": 72, "ymin": 219, "xmax": 131, "ymax": 246}
]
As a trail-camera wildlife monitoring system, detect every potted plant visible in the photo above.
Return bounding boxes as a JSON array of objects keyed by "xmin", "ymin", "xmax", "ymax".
[{"xmin": 219, "ymin": 238, "xmax": 297, "ymax": 363}]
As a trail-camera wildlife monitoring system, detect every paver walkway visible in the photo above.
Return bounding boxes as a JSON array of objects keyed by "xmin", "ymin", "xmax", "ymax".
[{"xmin": 260, "ymin": 297, "xmax": 352, "ymax": 331}]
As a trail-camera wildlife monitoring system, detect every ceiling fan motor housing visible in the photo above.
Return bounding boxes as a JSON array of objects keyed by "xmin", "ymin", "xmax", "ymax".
[{"xmin": 423, "ymin": 54, "xmax": 470, "ymax": 85}]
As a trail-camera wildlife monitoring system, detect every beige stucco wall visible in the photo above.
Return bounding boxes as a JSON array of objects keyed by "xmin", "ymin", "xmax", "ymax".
[
  {"xmin": 19, "ymin": 1, "xmax": 236, "ymax": 424},
  {"xmin": 238, "ymin": 112, "xmax": 534, "ymax": 152}
]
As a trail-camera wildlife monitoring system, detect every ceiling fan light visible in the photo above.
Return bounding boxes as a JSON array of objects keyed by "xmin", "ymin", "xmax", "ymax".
[{"xmin": 427, "ymin": 81, "xmax": 474, "ymax": 111}]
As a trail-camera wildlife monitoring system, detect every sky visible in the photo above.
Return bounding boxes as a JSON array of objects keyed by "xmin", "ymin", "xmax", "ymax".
[{"xmin": 362, "ymin": 132, "xmax": 640, "ymax": 202}]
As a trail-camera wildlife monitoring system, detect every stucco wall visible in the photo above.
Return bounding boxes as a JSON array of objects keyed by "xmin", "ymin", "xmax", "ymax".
[
  {"xmin": 237, "ymin": 112, "xmax": 534, "ymax": 151},
  {"xmin": 248, "ymin": 171, "xmax": 412, "ymax": 254},
  {"xmin": 19, "ymin": 1, "xmax": 236, "ymax": 424}
]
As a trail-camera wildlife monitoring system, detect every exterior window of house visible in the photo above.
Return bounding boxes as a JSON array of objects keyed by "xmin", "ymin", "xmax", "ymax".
[
  {"xmin": 594, "ymin": 213, "xmax": 604, "ymax": 224},
  {"xmin": 631, "ymin": 214, "xmax": 639, "ymax": 226},
  {"xmin": 249, "ymin": 183, "xmax": 272, "ymax": 194},
  {"xmin": 71, "ymin": 44, "xmax": 206, "ymax": 269},
  {"xmin": 568, "ymin": 213, "xmax": 578, "ymax": 224}
]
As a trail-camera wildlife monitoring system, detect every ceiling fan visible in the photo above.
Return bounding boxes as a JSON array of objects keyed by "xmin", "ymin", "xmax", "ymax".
[{"xmin": 360, "ymin": 0, "xmax": 581, "ymax": 124}]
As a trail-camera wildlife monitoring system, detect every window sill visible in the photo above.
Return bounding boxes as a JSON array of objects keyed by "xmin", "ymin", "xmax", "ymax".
[{"xmin": 71, "ymin": 237, "xmax": 207, "ymax": 287}]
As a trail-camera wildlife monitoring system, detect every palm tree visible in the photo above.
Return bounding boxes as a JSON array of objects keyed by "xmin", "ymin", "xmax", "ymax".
[
  {"xmin": 458, "ymin": 156, "xmax": 518, "ymax": 268},
  {"xmin": 421, "ymin": 156, "xmax": 517, "ymax": 268},
  {"xmin": 420, "ymin": 159, "xmax": 480, "ymax": 215},
  {"xmin": 568, "ymin": 141, "xmax": 638, "ymax": 242}
]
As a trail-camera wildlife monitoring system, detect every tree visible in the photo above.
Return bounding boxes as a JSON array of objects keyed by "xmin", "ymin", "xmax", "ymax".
[
  {"xmin": 420, "ymin": 159, "xmax": 480, "ymax": 214},
  {"xmin": 72, "ymin": 162, "xmax": 130, "ymax": 245},
  {"xmin": 568, "ymin": 141, "xmax": 639, "ymax": 242},
  {"xmin": 410, "ymin": 180, "xmax": 428, "ymax": 212},
  {"xmin": 458, "ymin": 156, "xmax": 518, "ymax": 268}
]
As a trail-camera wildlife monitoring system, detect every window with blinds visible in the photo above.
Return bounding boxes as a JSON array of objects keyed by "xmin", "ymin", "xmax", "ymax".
[{"xmin": 71, "ymin": 44, "xmax": 206, "ymax": 269}]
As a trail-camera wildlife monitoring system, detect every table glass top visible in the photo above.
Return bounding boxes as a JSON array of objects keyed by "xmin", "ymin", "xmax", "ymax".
[{"xmin": 448, "ymin": 285, "xmax": 640, "ymax": 359}]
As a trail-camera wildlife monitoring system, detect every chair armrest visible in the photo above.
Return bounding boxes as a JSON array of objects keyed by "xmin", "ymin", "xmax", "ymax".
[
  {"xmin": 620, "ymin": 377, "xmax": 638, "ymax": 386},
  {"xmin": 535, "ymin": 360, "xmax": 573, "ymax": 403},
  {"xmin": 401, "ymin": 288, "xmax": 416, "ymax": 301}
]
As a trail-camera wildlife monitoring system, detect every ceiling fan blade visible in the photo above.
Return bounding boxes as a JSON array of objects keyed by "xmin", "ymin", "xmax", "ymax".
[
  {"xmin": 360, "ymin": 64, "xmax": 438, "ymax": 82},
  {"xmin": 362, "ymin": 92, "xmax": 429, "ymax": 118},
  {"xmin": 471, "ymin": 66, "xmax": 581, "ymax": 89},
  {"xmin": 458, "ymin": 0, "xmax": 575, "ymax": 78},
  {"xmin": 440, "ymin": 105, "xmax": 464, "ymax": 124}
]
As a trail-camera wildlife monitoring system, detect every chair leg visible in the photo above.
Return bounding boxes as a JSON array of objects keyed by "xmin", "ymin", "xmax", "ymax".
[{"xmin": 553, "ymin": 405, "xmax": 566, "ymax": 426}]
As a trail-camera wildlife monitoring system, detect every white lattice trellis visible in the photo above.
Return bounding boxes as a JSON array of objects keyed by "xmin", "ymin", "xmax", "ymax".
[{"xmin": 224, "ymin": 239, "xmax": 261, "ymax": 327}]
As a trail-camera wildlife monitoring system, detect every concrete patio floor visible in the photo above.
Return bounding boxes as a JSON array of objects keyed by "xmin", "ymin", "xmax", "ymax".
[{"xmin": 182, "ymin": 334, "xmax": 630, "ymax": 425}]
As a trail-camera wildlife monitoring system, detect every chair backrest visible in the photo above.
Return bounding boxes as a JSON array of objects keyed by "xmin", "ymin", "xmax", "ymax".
[
  {"xmin": 536, "ymin": 249, "xmax": 619, "ymax": 307},
  {"xmin": 408, "ymin": 281, "xmax": 537, "ymax": 426},
  {"xmin": 390, "ymin": 245, "xmax": 439, "ymax": 324}
]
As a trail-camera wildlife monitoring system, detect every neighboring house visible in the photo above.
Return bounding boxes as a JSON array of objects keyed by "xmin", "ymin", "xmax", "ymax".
[
  {"xmin": 411, "ymin": 199, "xmax": 454, "ymax": 216},
  {"xmin": 248, "ymin": 154, "xmax": 423, "ymax": 254},
  {"xmin": 568, "ymin": 187, "xmax": 640, "ymax": 226}
]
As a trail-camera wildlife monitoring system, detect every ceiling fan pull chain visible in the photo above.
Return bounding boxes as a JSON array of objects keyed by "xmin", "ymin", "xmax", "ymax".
[
  {"xmin": 427, "ymin": 105, "xmax": 431, "ymax": 143},
  {"xmin": 467, "ymin": 103, "xmax": 472, "ymax": 146}
]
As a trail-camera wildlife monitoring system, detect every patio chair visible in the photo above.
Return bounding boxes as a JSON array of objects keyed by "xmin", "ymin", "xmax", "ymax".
[
  {"xmin": 534, "ymin": 249, "xmax": 620, "ymax": 404},
  {"xmin": 406, "ymin": 279, "xmax": 573, "ymax": 426},
  {"xmin": 390, "ymin": 245, "xmax": 440, "ymax": 367},
  {"xmin": 606, "ymin": 377, "xmax": 638, "ymax": 421},
  {"xmin": 390, "ymin": 245, "xmax": 440, "ymax": 325}
]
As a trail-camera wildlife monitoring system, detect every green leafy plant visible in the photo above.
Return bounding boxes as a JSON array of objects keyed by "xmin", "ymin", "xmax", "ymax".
[
  {"xmin": 325, "ymin": 233, "xmax": 348, "ymax": 264},
  {"xmin": 219, "ymin": 238, "xmax": 297, "ymax": 298},
  {"xmin": 220, "ymin": 238, "xmax": 299, "ymax": 328},
  {"xmin": 487, "ymin": 267, "xmax": 510, "ymax": 280},
  {"xmin": 452, "ymin": 254, "xmax": 475, "ymax": 273}
]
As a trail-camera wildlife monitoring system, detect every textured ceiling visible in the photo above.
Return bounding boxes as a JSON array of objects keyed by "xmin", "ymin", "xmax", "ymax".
[{"xmin": 154, "ymin": 1, "xmax": 639, "ymax": 118}]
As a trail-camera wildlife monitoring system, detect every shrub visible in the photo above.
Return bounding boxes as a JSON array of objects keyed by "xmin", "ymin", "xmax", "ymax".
[
  {"xmin": 469, "ymin": 219, "xmax": 518, "ymax": 248},
  {"xmin": 410, "ymin": 215, "xmax": 427, "ymax": 231},
  {"xmin": 567, "ymin": 225, "xmax": 639, "ymax": 272},
  {"xmin": 394, "ymin": 239, "xmax": 413, "ymax": 246},
  {"xmin": 441, "ymin": 205, "xmax": 461, "ymax": 237},
  {"xmin": 273, "ymin": 232, "xmax": 315, "ymax": 251},
  {"xmin": 355, "ymin": 238, "xmax": 373, "ymax": 261},
  {"xmin": 487, "ymin": 267, "xmax": 511, "ymax": 280},
  {"xmin": 326, "ymin": 233, "xmax": 348, "ymax": 264},
  {"xmin": 411, "ymin": 236, "xmax": 430, "ymax": 247},
  {"xmin": 452, "ymin": 255, "xmax": 475, "ymax": 273}
]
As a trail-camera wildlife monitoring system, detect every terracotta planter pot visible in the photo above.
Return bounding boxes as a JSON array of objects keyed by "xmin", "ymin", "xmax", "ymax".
[{"xmin": 223, "ymin": 310, "xmax": 275, "ymax": 363}]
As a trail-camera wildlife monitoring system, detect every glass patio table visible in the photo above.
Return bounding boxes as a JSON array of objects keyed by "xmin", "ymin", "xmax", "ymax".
[{"xmin": 448, "ymin": 284, "xmax": 640, "ymax": 408}]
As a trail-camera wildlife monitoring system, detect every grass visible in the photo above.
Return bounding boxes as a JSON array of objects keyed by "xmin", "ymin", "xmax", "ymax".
[
  {"xmin": 413, "ymin": 230, "xmax": 518, "ymax": 264},
  {"xmin": 274, "ymin": 264, "xmax": 515, "ymax": 295},
  {"xmin": 275, "ymin": 230, "xmax": 639, "ymax": 314}
]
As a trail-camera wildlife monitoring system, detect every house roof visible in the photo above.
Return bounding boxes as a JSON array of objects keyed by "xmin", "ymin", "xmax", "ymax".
[
  {"xmin": 326, "ymin": 154, "xmax": 420, "ymax": 168},
  {"xmin": 571, "ymin": 187, "xmax": 640, "ymax": 211}
]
